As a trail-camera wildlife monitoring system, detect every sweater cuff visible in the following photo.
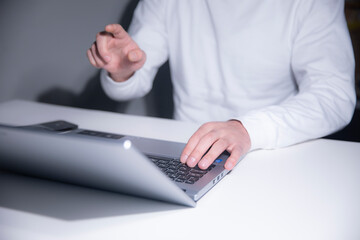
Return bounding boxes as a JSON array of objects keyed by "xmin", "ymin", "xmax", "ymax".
[
  {"xmin": 100, "ymin": 69, "xmax": 138, "ymax": 101},
  {"xmin": 236, "ymin": 112, "xmax": 274, "ymax": 151}
]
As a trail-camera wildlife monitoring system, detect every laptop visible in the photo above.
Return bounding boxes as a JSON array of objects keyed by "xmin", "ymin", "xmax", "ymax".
[{"xmin": 0, "ymin": 120, "xmax": 234, "ymax": 207}]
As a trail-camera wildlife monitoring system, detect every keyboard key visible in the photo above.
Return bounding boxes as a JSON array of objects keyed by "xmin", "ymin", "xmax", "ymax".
[
  {"xmin": 185, "ymin": 177, "xmax": 197, "ymax": 184},
  {"xmin": 165, "ymin": 169, "xmax": 176, "ymax": 174},
  {"xmin": 147, "ymin": 155, "xmax": 215, "ymax": 184},
  {"xmin": 189, "ymin": 173, "xmax": 202, "ymax": 178},
  {"xmin": 157, "ymin": 163, "xmax": 168, "ymax": 169},
  {"xmin": 175, "ymin": 178, "xmax": 185, "ymax": 183}
]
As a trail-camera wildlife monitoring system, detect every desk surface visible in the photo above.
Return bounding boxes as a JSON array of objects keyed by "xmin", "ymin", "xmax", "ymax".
[{"xmin": 0, "ymin": 100, "xmax": 359, "ymax": 240}]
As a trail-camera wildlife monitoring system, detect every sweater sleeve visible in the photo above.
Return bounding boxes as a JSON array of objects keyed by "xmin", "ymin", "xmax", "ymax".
[
  {"xmin": 100, "ymin": 0, "xmax": 169, "ymax": 101},
  {"xmin": 238, "ymin": 0, "xmax": 356, "ymax": 151}
]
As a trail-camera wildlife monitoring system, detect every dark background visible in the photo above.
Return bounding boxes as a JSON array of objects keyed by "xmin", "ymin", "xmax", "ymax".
[{"xmin": 0, "ymin": 0, "xmax": 358, "ymax": 142}]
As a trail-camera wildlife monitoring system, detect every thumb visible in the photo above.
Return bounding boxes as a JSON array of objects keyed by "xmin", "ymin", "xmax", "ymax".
[{"xmin": 128, "ymin": 49, "xmax": 145, "ymax": 62}]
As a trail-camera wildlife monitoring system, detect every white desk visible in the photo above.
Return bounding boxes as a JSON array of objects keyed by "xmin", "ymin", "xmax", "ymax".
[{"xmin": 0, "ymin": 100, "xmax": 359, "ymax": 240}]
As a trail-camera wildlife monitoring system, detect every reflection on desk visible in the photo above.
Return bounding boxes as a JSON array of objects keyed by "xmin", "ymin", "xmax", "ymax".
[{"xmin": 0, "ymin": 171, "xmax": 184, "ymax": 221}]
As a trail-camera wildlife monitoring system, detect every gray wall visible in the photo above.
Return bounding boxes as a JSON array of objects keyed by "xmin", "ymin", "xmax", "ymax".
[
  {"xmin": 0, "ymin": 1, "xmax": 358, "ymax": 139},
  {"xmin": 0, "ymin": 0, "xmax": 155, "ymax": 115}
]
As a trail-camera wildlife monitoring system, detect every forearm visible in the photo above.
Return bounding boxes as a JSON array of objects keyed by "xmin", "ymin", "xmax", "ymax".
[{"xmin": 239, "ymin": 74, "xmax": 356, "ymax": 150}]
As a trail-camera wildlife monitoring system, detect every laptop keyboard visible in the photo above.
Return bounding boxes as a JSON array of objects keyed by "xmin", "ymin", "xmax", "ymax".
[{"xmin": 148, "ymin": 155, "xmax": 215, "ymax": 184}]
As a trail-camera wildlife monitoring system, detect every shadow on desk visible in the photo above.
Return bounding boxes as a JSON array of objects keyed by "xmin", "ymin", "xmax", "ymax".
[{"xmin": 0, "ymin": 171, "xmax": 184, "ymax": 221}]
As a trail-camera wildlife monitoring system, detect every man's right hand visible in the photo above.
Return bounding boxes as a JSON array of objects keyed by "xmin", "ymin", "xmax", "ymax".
[{"xmin": 87, "ymin": 24, "xmax": 146, "ymax": 82}]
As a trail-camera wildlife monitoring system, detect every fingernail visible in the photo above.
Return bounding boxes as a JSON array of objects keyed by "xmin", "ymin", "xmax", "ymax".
[
  {"xmin": 129, "ymin": 51, "xmax": 138, "ymax": 61},
  {"xmin": 103, "ymin": 55, "xmax": 111, "ymax": 62},
  {"xmin": 225, "ymin": 162, "xmax": 234, "ymax": 170},
  {"xmin": 199, "ymin": 160, "xmax": 208, "ymax": 169},
  {"xmin": 187, "ymin": 157, "xmax": 196, "ymax": 166},
  {"xmin": 180, "ymin": 154, "xmax": 188, "ymax": 163}
]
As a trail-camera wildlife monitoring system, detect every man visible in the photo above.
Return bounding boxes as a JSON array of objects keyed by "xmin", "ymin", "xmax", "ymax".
[{"xmin": 87, "ymin": 0, "xmax": 355, "ymax": 170}]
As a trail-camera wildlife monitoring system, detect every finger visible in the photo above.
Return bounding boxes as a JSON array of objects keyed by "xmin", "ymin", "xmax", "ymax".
[
  {"xmin": 96, "ymin": 32, "xmax": 111, "ymax": 63},
  {"xmin": 88, "ymin": 45, "xmax": 104, "ymax": 68},
  {"xmin": 105, "ymin": 24, "xmax": 128, "ymax": 39},
  {"xmin": 180, "ymin": 123, "xmax": 215, "ymax": 164},
  {"xmin": 186, "ymin": 131, "xmax": 220, "ymax": 168},
  {"xmin": 91, "ymin": 43, "xmax": 106, "ymax": 67},
  {"xmin": 224, "ymin": 147, "xmax": 243, "ymax": 170},
  {"xmin": 198, "ymin": 139, "xmax": 228, "ymax": 170},
  {"xmin": 87, "ymin": 48, "xmax": 98, "ymax": 67},
  {"xmin": 128, "ymin": 49, "xmax": 145, "ymax": 63}
]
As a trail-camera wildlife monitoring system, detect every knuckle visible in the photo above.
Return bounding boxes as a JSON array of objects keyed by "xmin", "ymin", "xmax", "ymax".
[
  {"xmin": 205, "ymin": 131, "xmax": 217, "ymax": 142},
  {"xmin": 201, "ymin": 122, "xmax": 214, "ymax": 130},
  {"xmin": 188, "ymin": 134, "xmax": 201, "ymax": 145},
  {"xmin": 217, "ymin": 138, "xmax": 229, "ymax": 149},
  {"xmin": 191, "ymin": 149, "xmax": 203, "ymax": 159},
  {"xmin": 187, "ymin": 134, "xmax": 199, "ymax": 145},
  {"xmin": 182, "ymin": 146, "xmax": 193, "ymax": 157}
]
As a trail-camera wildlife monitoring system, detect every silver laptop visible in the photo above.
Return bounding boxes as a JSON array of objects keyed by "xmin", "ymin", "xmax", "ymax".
[{"xmin": 0, "ymin": 120, "xmax": 233, "ymax": 207}]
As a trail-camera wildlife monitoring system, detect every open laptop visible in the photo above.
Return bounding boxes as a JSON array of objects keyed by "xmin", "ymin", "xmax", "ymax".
[{"xmin": 0, "ymin": 120, "xmax": 234, "ymax": 207}]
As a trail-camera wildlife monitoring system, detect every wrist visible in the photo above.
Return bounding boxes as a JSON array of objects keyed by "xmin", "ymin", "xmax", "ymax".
[
  {"xmin": 108, "ymin": 70, "xmax": 135, "ymax": 82},
  {"xmin": 228, "ymin": 119, "xmax": 251, "ymax": 152}
]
